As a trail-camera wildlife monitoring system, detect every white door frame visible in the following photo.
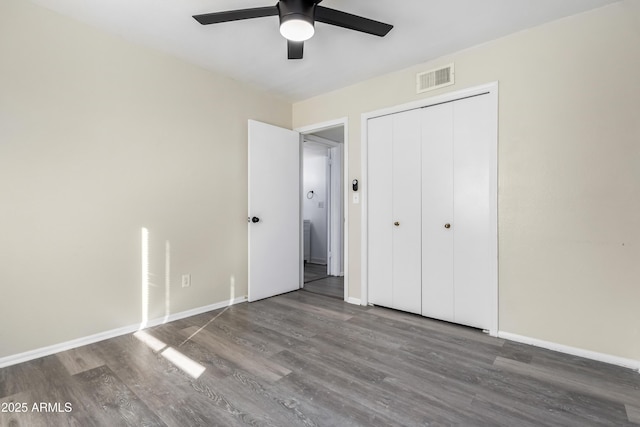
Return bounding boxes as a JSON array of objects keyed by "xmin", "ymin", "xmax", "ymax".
[
  {"xmin": 303, "ymin": 134, "xmax": 343, "ymax": 276},
  {"xmin": 327, "ymin": 144, "xmax": 343, "ymax": 277},
  {"xmin": 360, "ymin": 82, "xmax": 499, "ymax": 336},
  {"xmin": 296, "ymin": 118, "xmax": 349, "ymax": 302}
]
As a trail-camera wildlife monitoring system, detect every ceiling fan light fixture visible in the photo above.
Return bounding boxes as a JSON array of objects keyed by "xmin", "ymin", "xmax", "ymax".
[
  {"xmin": 280, "ymin": 15, "xmax": 314, "ymax": 41},
  {"xmin": 193, "ymin": 0, "xmax": 393, "ymax": 59}
]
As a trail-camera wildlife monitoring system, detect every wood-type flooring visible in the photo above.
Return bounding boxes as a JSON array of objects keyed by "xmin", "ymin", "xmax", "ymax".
[
  {"xmin": 303, "ymin": 263, "xmax": 344, "ymax": 299},
  {"xmin": 1, "ymin": 290, "xmax": 639, "ymax": 426}
]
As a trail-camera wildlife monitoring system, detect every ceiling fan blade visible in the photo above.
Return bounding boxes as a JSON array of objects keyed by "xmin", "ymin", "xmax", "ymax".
[
  {"xmin": 288, "ymin": 40, "xmax": 304, "ymax": 60},
  {"xmin": 193, "ymin": 6, "xmax": 278, "ymax": 25},
  {"xmin": 315, "ymin": 6, "xmax": 393, "ymax": 37}
]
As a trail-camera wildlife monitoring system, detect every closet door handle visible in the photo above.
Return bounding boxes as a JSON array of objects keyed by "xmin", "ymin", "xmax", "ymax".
[
  {"xmin": 444, "ymin": 223, "xmax": 451, "ymax": 229},
  {"xmin": 394, "ymin": 222, "xmax": 400, "ymax": 227}
]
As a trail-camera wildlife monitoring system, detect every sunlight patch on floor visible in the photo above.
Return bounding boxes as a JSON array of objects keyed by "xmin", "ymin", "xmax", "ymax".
[{"xmin": 134, "ymin": 330, "xmax": 205, "ymax": 379}]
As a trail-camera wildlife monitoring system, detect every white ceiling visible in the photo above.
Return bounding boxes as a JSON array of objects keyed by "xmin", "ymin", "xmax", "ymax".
[{"xmin": 29, "ymin": 0, "xmax": 619, "ymax": 102}]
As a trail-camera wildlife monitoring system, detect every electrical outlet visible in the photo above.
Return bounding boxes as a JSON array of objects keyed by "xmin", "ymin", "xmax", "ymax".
[{"xmin": 181, "ymin": 274, "xmax": 191, "ymax": 288}]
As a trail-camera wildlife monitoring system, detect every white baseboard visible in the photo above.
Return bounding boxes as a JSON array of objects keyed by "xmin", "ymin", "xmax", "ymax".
[
  {"xmin": 0, "ymin": 296, "xmax": 247, "ymax": 369},
  {"xmin": 498, "ymin": 331, "xmax": 640, "ymax": 372},
  {"xmin": 347, "ymin": 297, "xmax": 362, "ymax": 306}
]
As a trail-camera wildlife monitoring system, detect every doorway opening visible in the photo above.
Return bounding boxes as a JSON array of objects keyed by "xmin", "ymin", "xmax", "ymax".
[{"xmin": 300, "ymin": 124, "xmax": 345, "ymax": 299}]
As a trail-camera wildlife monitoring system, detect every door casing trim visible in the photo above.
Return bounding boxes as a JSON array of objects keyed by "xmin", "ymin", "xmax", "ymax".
[{"xmin": 296, "ymin": 118, "xmax": 349, "ymax": 302}]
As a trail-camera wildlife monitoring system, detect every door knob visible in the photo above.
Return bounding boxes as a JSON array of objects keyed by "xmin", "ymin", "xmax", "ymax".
[
  {"xmin": 394, "ymin": 222, "xmax": 400, "ymax": 226},
  {"xmin": 251, "ymin": 216, "xmax": 260, "ymax": 223},
  {"xmin": 444, "ymin": 223, "xmax": 451, "ymax": 229}
]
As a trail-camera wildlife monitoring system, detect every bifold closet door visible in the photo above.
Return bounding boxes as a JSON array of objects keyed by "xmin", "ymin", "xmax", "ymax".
[
  {"xmin": 368, "ymin": 115, "xmax": 393, "ymax": 308},
  {"xmin": 451, "ymin": 94, "xmax": 493, "ymax": 329},
  {"xmin": 421, "ymin": 103, "xmax": 455, "ymax": 323},
  {"xmin": 421, "ymin": 94, "xmax": 493, "ymax": 330},
  {"xmin": 368, "ymin": 109, "xmax": 422, "ymax": 315}
]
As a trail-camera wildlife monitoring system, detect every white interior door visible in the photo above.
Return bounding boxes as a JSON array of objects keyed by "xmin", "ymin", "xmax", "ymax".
[
  {"xmin": 391, "ymin": 109, "xmax": 422, "ymax": 315},
  {"xmin": 364, "ymin": 83, "xmax": 498, "ymax": 334},
  {"xmin": 367, "ymin": 115, "xmax": 394, "ymax": 308},
  {"xmin": 248, "ymin": 120, "xmax": 301, "ymax": 302},
  {"xmin": 367, "ymin": 110, "xmax": 422, "ymax": 315},
  {"xmin": 421, "ymin": 102, "xmax": 455, "ymax": 322},
  {"xmin": 452, "ymin": 95, "xmax": 493, "ymax": 329},
  {"xmin": 422, "ymin": 94, "xmax": 494, "ymax": 330}
]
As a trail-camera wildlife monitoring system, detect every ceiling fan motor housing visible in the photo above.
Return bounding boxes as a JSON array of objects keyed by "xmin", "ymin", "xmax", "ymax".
[{"xmin": 278, "ymin": 0, "xmax": 317, "ymax": 31}]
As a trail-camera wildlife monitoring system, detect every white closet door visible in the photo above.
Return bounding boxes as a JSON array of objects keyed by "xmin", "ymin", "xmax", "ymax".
[
  {"xmin": 368, "ymin": 115, "xmax": 393, "ymax": 308},
  {"xmin": 368, "ymin": 86, "xmax": 496, "ymax": 331},
  {"xmin": 453, "ymin": 95, "xmax": 493, "ymax": 329},
  {"xmin": 421, "ymin": 103, "xmax": 455, "ymax": 322},
  {"xmin": 392, "ymin": 109, "xmax": 422, "ymax": 314},
  {"xmin": 368, "ymin": 110, "xmax": 422, "ymax": 315}
]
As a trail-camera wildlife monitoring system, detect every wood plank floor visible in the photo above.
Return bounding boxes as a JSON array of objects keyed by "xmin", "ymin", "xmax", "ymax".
[
  {"xmin": 303, "ymin": 263, "xmax": 344, "ymax": 299},
  {"xmin": 1, "ymin": 290, "xmax": 638, "ymax": 426}
]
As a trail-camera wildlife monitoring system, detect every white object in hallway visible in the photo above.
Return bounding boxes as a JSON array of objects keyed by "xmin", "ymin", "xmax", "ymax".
[{"xmin": 303, "ymin": 220, "xmax": 311, "ymax": 263}]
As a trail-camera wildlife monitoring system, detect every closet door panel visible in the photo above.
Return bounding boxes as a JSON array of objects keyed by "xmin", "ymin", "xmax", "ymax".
[
  {"xmin": 367, "ymin": 115, "xmax": 394, "ymax": 308},
  {"xmin": 392, "ymin": 110, "xmax": 422, "ymax": 314},
  {"xmin": 453, "ymin": 94, "xmax": 493, "ymax": 329},
  {"xmin": 421, "ymin": 103, "xmax": 455, "ymax": 322}
]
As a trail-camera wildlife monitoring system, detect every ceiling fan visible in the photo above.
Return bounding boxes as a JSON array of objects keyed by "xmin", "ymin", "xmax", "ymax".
[{"xmin": 193, "ymin": 0, "xmax": 393, "ymax": 60}]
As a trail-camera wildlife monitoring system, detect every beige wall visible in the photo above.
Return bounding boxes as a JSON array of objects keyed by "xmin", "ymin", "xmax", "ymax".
[
  {"xmin": 293, "ymin": 2, "xmax": 640, "ymax": 362},
  {"xmin": 0, "ymin": 0, "xmax": 291, "ymax": 358},
  {"xmin": 1, "ymin": 0, "xmax": 638, "ymax": 365}
]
